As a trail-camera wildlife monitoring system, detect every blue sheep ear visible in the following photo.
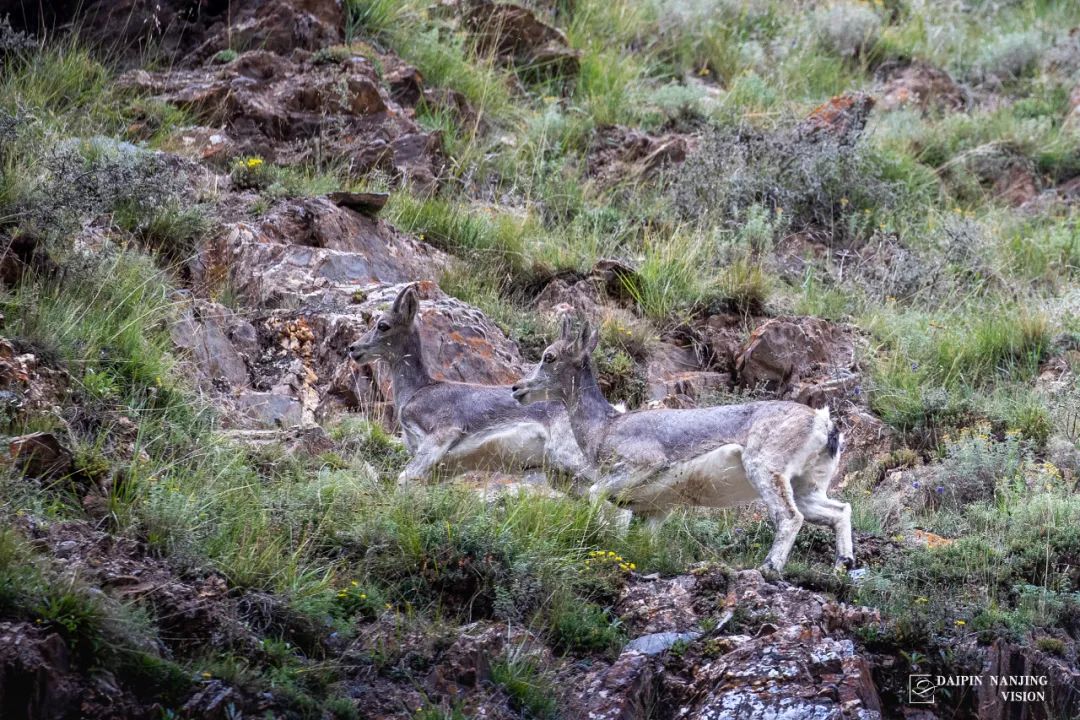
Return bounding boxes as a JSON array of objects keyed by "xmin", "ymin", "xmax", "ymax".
[
  {"xmin": 579, "ymin": 321, "xmax": 598, "ymax": 355},
  {"xmin": 392, "ymin": 285, "xmax": 419, "ymax": 322},
  {"xmin": 585, "ymin": 323, "xmax": 600, "ymax": 354},
  {"xmin": 559, "ymin": 313, "xmax": 574, "ymax": 342}
]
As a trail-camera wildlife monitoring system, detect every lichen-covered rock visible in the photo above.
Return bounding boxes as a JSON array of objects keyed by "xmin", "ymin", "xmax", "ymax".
[
  {"xmin": 682, "ymin": 629, "xmax": 881, "ymax": 719},
  {"xmin": 569, "ymin": 569, "xmax": 885, "ymax": 720},
  {"xmin": 735, "ymin": 317, "xmax": 858, "ymax": 405},
  {"xmin": 462, "ymin": 0, "xmax": 581, "ymax": 76},
  {"xmin": 566, "ymin": 650, "xmax": 658, "ymax": 720},
  {"xmin": 171, "ymin": 299, "xmax": 255, "ymax": 390},
  {"xmin": 797, "ymin": 92, "xmax": 876, "ymax": 145},
  {"xmin": 978, "ymin": 638, "xmax": 1080, "ymax": 720},
  {"xmin": 645, "ymin": 342, "xmax": 729, "ymax": 405},
  {"xmin": 121, "ymin": 49, "xmax": 443, "ymax": 189},
  {"xmin": 618, "ymin": 574, "xmax": 701, "ymax": 635},
  {"xmin": 10, "ymin": 0, "xmax": 344, "ymax": 64},
  {"xmin": 879, "ymin": 61, "xmax": 967, "ymax": 114},
  {"xmin": 194, "ymin": 197, "xmax": 448, "ymax": 307},
  {"xmin": 0, "ymin": 337, "xmax": 68, "ymax": 422},
  {"xmin": 588, "ymin": 125, "xmax": 690, "ymax": 188}
]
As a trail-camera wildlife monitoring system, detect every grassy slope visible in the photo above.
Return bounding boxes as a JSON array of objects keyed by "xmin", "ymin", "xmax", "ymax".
[{"xmin": 1, "ymin": 0, "xmax": 1080, "ymax": 716}]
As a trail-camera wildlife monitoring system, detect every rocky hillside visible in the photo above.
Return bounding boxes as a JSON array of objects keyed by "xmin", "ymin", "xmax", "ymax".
[{"xmin": 0, "ymin": 0, "xmax": 1079, "ymax": 718}]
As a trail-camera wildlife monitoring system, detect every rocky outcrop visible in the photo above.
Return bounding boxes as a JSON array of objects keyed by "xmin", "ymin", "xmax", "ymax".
[
  {"xmin": 194, "ymin": 197, "xmax": 448, "ymax": 307},
  {"xmin": 171, "ymin": 299, "xmax": 257, "ymax": 391},
  {"xmin": 979, "ymin": 638, "xmax": 1080, "ymax": 720},
  {"xmin": 567, "ymin": 568, "xmax": 884, "ymax": 720},
  {"xmin": 8, "ymin": 432, "xmax": 73, "ymax": 479},
  {"xmin": 645, "ymin": 342, "xmax": 729, "ymax": 406},
  {"xmin": 735, "ymin": 317, "xmax": 859, "ymax": 406},
  {"xmin": 28, "ymin": 520, "xmax": 263, "ymax": 658},
  {"xmin": 0, "ymin": 620, "xmax": 146, "ymax": 720},
  {"xmin": 588, "ymin": 125, "xmax": 690, "ymax": 187},
  {"xmin": 0, "ymin": 338, "xmax": 68, "ymax": 424},
  {"xmin": 797, "ymin": 92, "xmax": 876, "ymax": 145},
  {"xmin": 6, "ymin": 0, "xmax": 345, "ymax": 64},
  {"xmin": 462, "ymin": 0, "xmax": 581, "ymax": 77},
  {"xmin": 879, "ymin": 61, "xmax": 967, "ymax": 114},
  {"xmin": 121, "ymin": 49, "xmax": 443, "ymax": 189}
]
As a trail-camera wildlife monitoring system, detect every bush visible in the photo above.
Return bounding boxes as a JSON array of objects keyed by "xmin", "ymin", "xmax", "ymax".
[
  {"xmin": 0, "ymin": 528, "xmax": 41, "ymax": 615},
  {"xmin": 548, "ymin": 599, "xmax": 624, "ymax": 655},
  {"xmin": 17, "ymin": 137, "xmax": 187, "ymax": 242},
  {"xmin": 816, "ymin": 3, "xmax": 882, "ymax": 59},
  {"xmin": 669, "ymin": 123, "xmax": 902, "ymax": 246},
  {"xmin": 973, "ymin": 31, "xmax": 1043, "ymax": 83},
  {"xmin": 490, "ymin": 656, "xmax": 557, "ymax": 719},
  {"xmin": 918, "ymin": 429, "xmax": 1028, "ymax": 512}
]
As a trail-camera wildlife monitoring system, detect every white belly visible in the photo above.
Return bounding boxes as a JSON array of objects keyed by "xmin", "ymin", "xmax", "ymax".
[
  {"xmin": 624, "ymin": 444, "xmax": 757, "ymax": 512},
  {"xmin": 444, "ymin": 422, "xmax": 549, "ymax": 471}
]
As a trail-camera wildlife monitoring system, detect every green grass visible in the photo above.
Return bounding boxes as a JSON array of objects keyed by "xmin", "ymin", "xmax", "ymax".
[{"xmin": 490, "ymin": 655, "xmax": 558, "ymax": 719}]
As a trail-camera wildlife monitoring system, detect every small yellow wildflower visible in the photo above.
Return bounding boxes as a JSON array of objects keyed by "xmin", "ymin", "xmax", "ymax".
[
  {"xmin": 608, "ymin": 551, "xmax": 616, "ymax": 557},
  {"xmin": 955, "ymin": 619, "xmax": 966, "ymax": 627},
  {"xmin": 360, "ymin": 594, "xmax": 367, "ymax": 600},
  {"xmin": 629, "ymin": 563, "xmax": 636, "ymax": 570},
  {"xmin": 915, "ymin": 596, "xmax": 928, "ymax": 604},
  {"xmin": 201, "ymin": 671, "xmax": 212, "ymax": 679},
  {"xmin": 839, "ymin": 197, "xmax": 849, "ymax": 207},
  {"xmin": 245, "ymin": 157, "xmax": 264, "ymax": 169},
  {"xmin": 351, "ymin": 580, "xmax": 359, "ymax": 586}
]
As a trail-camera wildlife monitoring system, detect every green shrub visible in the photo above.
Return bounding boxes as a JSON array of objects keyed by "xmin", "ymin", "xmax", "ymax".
[
  {"xmin": 114, "ymin": 199, "xmax": 212, "ymax": 262},
  {"xmin": 972, "ymin": 31, "xmax": 1043, "ymax": 82},
  {"xmin": 917, "ymin": 429, "xmax": 1028, "ymax": 512},
  {"xmin": 669, "ymin": 123, "xmax": 903, "ymax": 246},
  {"xmin": 548, "ymin": 599, "xmax": 624, "ymax": 655},
  {"xmin": 36, "ymin": 586, "xmax": 107, "ymax": 660},
  {"xmin": 210, "ymin": 48, "xmax": 238, "ymax": 64},
  {"xmin": 815, "ymin": 3, "xmax": 882, "ymax": 59},
  {"xmin": 490, "ymin": 656, "xmax": 558, "ymax": 719},
  {"xmin": 1035, "ymin": 637, "xmax": 1066, "ymax": 656},
  {"xmin": 0, "ymin": 528, "xmax": 42, "ymax": 615}
]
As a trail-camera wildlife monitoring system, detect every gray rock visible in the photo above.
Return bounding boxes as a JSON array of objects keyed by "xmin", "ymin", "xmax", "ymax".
[{"xmin": 624, "ymin": 631, "xmax": 701, "ymax": 656}]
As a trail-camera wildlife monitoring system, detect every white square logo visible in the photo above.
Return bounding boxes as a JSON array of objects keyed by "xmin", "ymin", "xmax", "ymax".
[{"xmin": 909, "ymin": 674, "xmax": 936, "ymax": 704}]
